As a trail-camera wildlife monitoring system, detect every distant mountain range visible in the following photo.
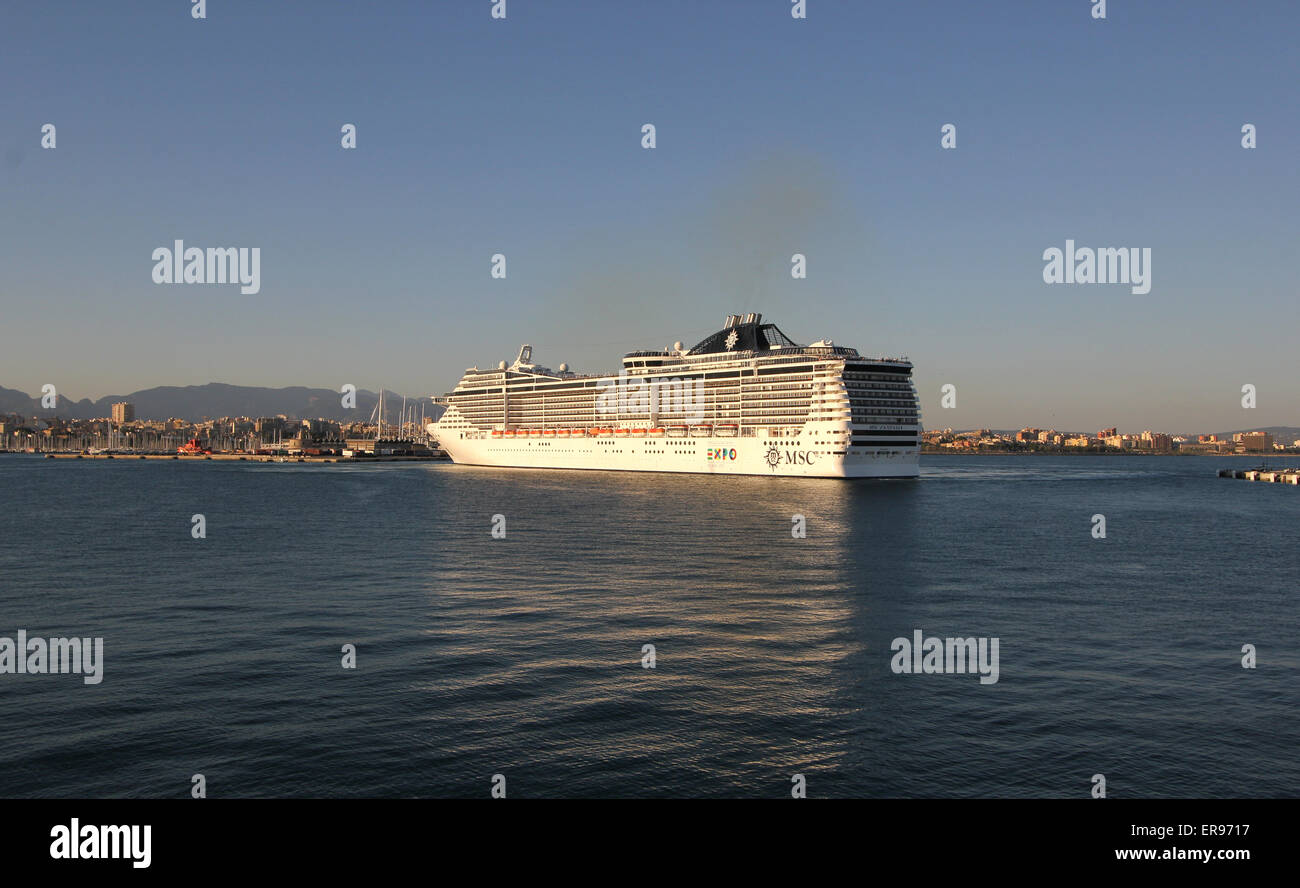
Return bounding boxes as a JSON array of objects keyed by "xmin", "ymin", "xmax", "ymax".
[{"xmin": 0, "ymin": 383, "xmax": 438, "ymax": 423}]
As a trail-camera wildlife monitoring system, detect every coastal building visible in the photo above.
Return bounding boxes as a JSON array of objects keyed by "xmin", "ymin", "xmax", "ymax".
[
  {"xmin": 111, "ymin": 402, "xmax": 135, "ymax": 424},
  {"xmin": 1239, "ymin": 431, "xmax": 1274, "ymax": 453},
  {"xmin": 1140, "ymin": 430, "xmax": 1173, "ymax": 451}
]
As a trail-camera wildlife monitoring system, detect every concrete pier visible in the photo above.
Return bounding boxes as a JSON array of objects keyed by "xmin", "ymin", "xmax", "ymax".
[{"xmin": 1220, "ymin": 467, "xmax": 1300, "ymax": 484}]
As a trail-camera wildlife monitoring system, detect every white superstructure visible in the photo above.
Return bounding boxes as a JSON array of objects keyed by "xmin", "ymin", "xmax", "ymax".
[{"xmin": 428, "ymin": 314, "xmax": 920, "ymax": 478}]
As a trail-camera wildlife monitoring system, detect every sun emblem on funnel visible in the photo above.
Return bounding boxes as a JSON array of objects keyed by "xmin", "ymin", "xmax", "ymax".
[{"xmin": 724, "ymin": 329, "xmax": 739, "ymax": 350}]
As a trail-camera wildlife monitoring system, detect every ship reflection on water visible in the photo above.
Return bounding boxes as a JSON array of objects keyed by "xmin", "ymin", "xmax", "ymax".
[{"xmin": 416, "ymin": 467, "xmax": 925, "ymax": 797}]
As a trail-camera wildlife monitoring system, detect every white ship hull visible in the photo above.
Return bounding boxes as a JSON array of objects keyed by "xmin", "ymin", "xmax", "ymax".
[{"xmin": 434, "ymin": 414, "xmax": 918, "ymax": 479}]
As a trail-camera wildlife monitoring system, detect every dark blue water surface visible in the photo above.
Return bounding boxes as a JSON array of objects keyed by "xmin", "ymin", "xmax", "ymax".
[{"xmin": 1, "ymin": 454, "xmax": 1296, "ymax": 798}]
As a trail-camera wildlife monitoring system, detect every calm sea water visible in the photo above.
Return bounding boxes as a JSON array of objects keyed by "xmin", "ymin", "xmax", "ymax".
[{"xmin": 1, "ymin": 453, "xmax": 1296, "ymax": 798}]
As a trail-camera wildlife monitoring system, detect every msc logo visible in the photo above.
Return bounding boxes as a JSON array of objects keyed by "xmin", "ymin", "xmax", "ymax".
[
  {"xmin": 765, "ymin": 446, "xmax": 817, "ymax": 470},
  {"xmin": 707, "ymin": 447, "xmax": 737, "ymax": 461}
]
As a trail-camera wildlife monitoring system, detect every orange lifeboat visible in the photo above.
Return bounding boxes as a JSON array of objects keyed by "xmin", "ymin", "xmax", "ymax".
[
  {"xmin": 630, "ymin": 428, "xmax": 646, "ymax": 437},
  {"xmin": 614, "ymin": 428, "xmax": 630, "ymax": 437},
  {"xmin": 648, "ymin": 427, "xmax": 665, "ymax": 437},
  {"xmin": 557, "ymin": 429, "xmax": 571, "ymax": 438},
  {"xmin": 491, "ymin": 430, "xmax": 503, "ymax": 438},
  {"xmin": 528, "ymin": 429, "xmax": 542, "ymax": 438},
  {"xmin": 503, "ymin": 430, "xmax": 516, "ymax": 438},
  {"xmin": 542, "ymin": 429, "xmax": 556, "ymax": 437}
]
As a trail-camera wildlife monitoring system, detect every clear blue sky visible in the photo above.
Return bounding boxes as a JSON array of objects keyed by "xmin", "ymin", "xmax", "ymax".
[{"xmin": 2, "ymin": 0, "xmax": 1296, "ymax": 433}]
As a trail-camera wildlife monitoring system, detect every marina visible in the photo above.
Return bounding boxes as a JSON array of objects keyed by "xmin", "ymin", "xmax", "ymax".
[{"xmin": 43, "ymin": 452, "xmax": 447, "ymax": 464}]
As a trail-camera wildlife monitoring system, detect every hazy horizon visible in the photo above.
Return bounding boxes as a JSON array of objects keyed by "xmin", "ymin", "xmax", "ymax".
[{"xmin": 3, "ymin": 1, "xmax": 1297, "ymax": 432}]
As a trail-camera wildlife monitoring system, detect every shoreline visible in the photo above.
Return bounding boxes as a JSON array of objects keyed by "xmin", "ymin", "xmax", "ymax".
[
  {"xmin": 921, "ymin": 450, "xmax": 1299, "ymax": 457},
  {"xmin": 13, "ymin": 452, "xmax": 449, "ymax": 464},
  {"xmin": 4, "ymin": 449, "xmax": 1295, "ymax": 462}
]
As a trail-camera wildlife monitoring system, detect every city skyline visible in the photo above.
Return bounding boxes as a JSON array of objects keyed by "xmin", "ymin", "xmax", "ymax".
[
  {"xmin": 3, "ymin": 1, "xmax": 1298, "ymax": 432},
  {"xmin": 4, "ymin": 380, "xmax": 1298, "ymax": 442}
]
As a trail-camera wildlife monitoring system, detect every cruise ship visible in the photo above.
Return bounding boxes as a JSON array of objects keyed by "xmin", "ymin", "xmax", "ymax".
[{"xmin": 428, "ymin": 314, "xmax": 920, "ymax": 478}]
